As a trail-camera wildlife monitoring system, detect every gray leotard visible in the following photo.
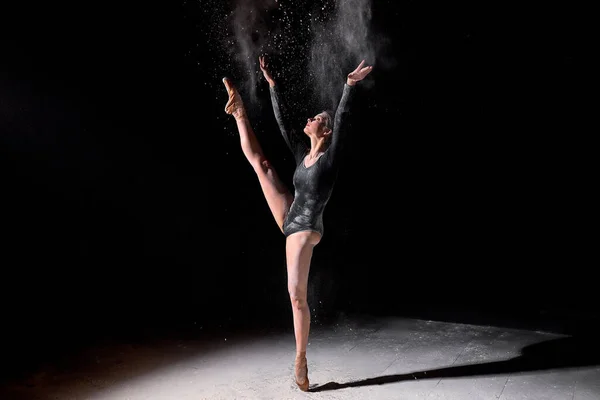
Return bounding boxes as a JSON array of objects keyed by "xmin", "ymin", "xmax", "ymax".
[{"xmin": 269, "ymin": 83, "xmax": 355, "ymax": 237}]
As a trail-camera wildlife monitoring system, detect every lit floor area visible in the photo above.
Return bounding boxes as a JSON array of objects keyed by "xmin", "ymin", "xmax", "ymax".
[{"xmin": 1, "ymin": 317, "xmax": 599, "ymax": 399}]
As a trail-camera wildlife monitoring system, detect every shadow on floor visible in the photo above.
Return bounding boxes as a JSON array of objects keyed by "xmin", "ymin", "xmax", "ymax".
[{"xmin": 310, "ymin": 333, "xmax": 600, "ymax": 392}]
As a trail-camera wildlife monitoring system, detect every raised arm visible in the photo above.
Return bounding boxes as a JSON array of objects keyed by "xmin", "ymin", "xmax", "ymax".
[
  {"xmin": 260, "ymin": 56, "xmax": 307, "ymax": 164},
  {"xmin": 327, "ymin": 60, "xmax": 373, "ymax": 163}
]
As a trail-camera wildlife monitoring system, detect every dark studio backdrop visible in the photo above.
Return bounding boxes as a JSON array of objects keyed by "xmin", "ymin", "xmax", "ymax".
[{"xmin": 0, "ymin": 0, "xmax": 593, "ymax": 379}]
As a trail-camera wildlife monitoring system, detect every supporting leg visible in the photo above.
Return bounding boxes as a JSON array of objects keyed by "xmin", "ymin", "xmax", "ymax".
[{"xmin": 285, "ymin": 230, "xmax": 321, "ymax": 391}]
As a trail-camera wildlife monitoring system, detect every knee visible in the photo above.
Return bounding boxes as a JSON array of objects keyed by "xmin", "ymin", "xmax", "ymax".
[
  {"xmin": 288, "ymin": 289, "xmax": 308, "ymax": 310},
  {"xmin": 260, "ymin": 158, "xmax": 272, "ymax": 170},
  {"xmin": 252, "ymin": 157, "xmax": 271, "ymax": 173}
]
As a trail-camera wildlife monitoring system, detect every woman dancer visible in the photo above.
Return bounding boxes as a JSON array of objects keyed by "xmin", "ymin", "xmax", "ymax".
[{"xmin": 222, "ymin": 55, "xmax": 372, "ymax": 391}]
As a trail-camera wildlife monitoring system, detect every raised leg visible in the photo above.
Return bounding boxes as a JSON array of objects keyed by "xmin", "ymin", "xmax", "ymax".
[
  {"xmin": 286, "ymin": 230, "xmax": 321, "ymax": 391},
  {"xmin": 223, "ymin": 77, "xmax": 293, "ymax": 232}
]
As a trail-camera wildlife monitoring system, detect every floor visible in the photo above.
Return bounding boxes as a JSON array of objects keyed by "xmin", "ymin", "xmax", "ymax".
[{"xmin": 1, "ymin": 316, "xmax": 599, "ymax": 399}]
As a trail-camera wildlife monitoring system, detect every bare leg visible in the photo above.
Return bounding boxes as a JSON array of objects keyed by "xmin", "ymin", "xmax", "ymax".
[
  {"xmin": 224, "ymin": 78, "xmax": 317, "ymax": 390},
  {"xmin": 286, "ymin": 230, "xmax": 321, "ymax": 391},
  {"xmin": 222, "ymin": 78, "xmax": 293, "ymax": 231}
]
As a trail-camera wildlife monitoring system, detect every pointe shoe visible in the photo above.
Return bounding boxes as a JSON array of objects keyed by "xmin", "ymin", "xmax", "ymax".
[
  {"xmin": 294, "ymin": 354, "xmax": 309, "ymax": 392},
  {"xmin": 222, "ymin": 77, "xmax": 246, "ymax": 119}
]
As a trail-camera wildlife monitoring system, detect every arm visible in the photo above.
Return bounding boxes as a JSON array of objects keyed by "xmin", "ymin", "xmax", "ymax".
[
  {"xmin": 326, "ymin": 60, "xmax": 373, "ymax": 163},
  {"xmin": 327, "ymin": 83, "xmax": 355, "ymax": 163},
  {"xmin": 260, "ymin": 56, "xmax": 307, "ymax": 164},
  {"xmin": 269, "ymin": 85, "xmax": 307, "ymax": 163}
]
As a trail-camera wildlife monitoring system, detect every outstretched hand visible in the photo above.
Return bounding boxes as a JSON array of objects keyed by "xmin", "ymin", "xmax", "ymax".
[
  {"xmin": 347, "ymin": 60, "xmax": 373, "ymax": 86},
  {"xmin": 259, "ymin": 55, "xmax": 276, "ymax": 87}
]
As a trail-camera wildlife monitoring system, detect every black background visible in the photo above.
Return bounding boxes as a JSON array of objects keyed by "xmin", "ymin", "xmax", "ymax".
[{"xmin": 0, "ymin": 0, "xmax": 594, "ymax": 380}]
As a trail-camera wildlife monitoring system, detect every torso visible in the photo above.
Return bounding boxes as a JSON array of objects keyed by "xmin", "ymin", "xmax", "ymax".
[
  {"xmin": 283, "ymin": 150, "xmax": 336, "ymax": 237},
  {"xmin": 303, "ymin": 152, "xmax": 324, "ymax": 168}
]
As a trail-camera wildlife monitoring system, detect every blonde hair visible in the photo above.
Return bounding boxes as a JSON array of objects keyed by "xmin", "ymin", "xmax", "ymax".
[{"xmin": 319, "ymin": 110, "xmax": 333, "ymax": 131}]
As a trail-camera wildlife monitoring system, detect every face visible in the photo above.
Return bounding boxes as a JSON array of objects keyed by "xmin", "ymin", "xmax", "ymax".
[{"xmin": 303, "ymin": 112, "xmax": 331, "ymax": 139}]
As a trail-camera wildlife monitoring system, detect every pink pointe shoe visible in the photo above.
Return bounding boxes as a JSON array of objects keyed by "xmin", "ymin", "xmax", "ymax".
[
  {"xmin": 294, "ymin": 353, "xmax": 309, "ymax": 391},
  {"xmin": 222, "ymin": 77, "xmax": 246, "ymax": 119}
]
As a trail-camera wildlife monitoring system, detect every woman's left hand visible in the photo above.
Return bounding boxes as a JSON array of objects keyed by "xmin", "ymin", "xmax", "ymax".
[{"xmin": 347, "ymin": 60, "xmax": 373, "ymax": 86}]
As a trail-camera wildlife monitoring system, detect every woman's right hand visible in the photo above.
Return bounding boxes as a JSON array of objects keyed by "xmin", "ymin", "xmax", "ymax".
[{"xmin": 259, "ymin": 56, "xmax": 276, "ymax": 87}]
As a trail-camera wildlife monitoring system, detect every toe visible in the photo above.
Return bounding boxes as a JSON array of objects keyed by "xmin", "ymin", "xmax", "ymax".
[{"xmin": 223, "ymin": 77, "xmax": 232, "ymax": 91}]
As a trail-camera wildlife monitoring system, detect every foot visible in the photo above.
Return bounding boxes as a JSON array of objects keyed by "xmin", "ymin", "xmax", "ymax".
[
  {"xmin": 294, "ymin": 352, "xmax": 309, "ymax": 392},
  {"xmin": 222, "ymin": 77, "xmax": 246, "ymax": 119}
]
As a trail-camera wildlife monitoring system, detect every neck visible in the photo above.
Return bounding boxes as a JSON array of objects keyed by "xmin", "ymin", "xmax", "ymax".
[{"xmin": 308, "ymin": 137, "xmax": 327, "ymax": 157}]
